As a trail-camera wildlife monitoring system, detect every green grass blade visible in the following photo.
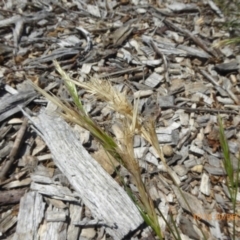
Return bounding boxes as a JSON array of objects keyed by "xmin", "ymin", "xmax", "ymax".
[
  {"xmin": 65, "ymin": 79, "xmax": 86, "ymax": 114},
  {"xmin": 218, "ymin": 116, "xmax": 234, "ymax": 192},
  {"xmin": 218, "ymin": 115, "xmax": 240, "ymax": 240}
]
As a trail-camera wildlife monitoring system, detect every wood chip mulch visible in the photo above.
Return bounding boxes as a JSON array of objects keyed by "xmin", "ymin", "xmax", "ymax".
[{"xmin": 0, "ymin": 0, "xmax": 240, "ymax": 239}]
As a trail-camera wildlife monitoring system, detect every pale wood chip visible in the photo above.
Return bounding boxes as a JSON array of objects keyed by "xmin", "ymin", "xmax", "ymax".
[
  {"xmin": 12, "ymin": 192, "xmax": 45, "ymax": 240},
  {"xmin": 29, "ymin": 110, "xmax": 143, "ymax": 239},
  {"xmin": 172, "ymin": 185, "xmax": 207, "ymax": 216}
]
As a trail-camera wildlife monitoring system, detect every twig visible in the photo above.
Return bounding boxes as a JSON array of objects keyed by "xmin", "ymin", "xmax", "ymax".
[
  {"xmin": 161, "ymin": 105, "xmax": 239, "ymax": 114},
  {"xmin": 0, "ymin": 118, "xmax": 28, "ymax": 181},
  {"xmin": 198, "ymin": 69, "xmax": 220, "ymax": 87},
  {"xmin": 161, "ymin": 106, "xmax": 239, "ymax": 115},
  {"xmin": 199, "ymin": 69, "xmax": 240, "ymax": 104},
  {"xmin": 149, "ymin": 40, "xmax": 170, "ymax": 83},
  {"xmin": 0, "ymin": 170, "xmax": 28, "ymax": 187},
  {"xmin": 163, "ymin": 19, "xmax": 218, "ymax": 58},
  {"xmin": 99, "ymin": 67, "xmax": 143, "ymax": 78},
  {"xmin": 0, "ymin": 188, "xmax": 26, "ymax": 205}
]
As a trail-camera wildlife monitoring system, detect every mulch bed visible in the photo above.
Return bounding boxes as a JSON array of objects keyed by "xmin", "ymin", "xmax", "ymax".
[{"xmin": 0, "ymin": 0, "xmax": 240, "ymax": 239}]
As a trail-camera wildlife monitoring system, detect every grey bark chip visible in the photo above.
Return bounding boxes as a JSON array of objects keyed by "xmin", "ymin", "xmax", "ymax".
[
  {"xmin": 144, "ymin": 72, "xmax": 164, "ymax": 88},
  {"xmin": 29, "ymin": 109, "xmax": 143, "ymax": 240},
  {"xmin": 1, "ymin": 0, "xmax": 240, "ymax": 239}
]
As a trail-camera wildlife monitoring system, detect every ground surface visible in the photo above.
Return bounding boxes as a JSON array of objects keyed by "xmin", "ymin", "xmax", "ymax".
[{"xmin": 0, "ymin": 0, "xmax": 240, "ymax": 239}]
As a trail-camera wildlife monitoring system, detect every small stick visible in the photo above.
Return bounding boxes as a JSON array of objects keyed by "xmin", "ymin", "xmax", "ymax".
[
  {"xmin": 149, "ymin": 40, "xmax": 170, "ymax": 83},
  {"xmin": 0, "ymin": 188, "xmax": 26, "ymax": 205},
  {"xmin": 199, "ymin": 69, "xmax": 220, "ymax": 87},
  {"xmin": 161, "ymin": 106, "xmax": 239, "ymax": 114},
  {"xmin": 199, "ymin": 69, "xmax": 240, "ymax": 104},
  {"xmin": 0, "ymin": 118, "xmax": 28, "ymax": 181},
  {"xmin": 163, "ymin": 19, "xmax": 217, "ymax": 58}
]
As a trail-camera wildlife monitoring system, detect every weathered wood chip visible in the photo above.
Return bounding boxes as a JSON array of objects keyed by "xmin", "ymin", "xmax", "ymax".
[
  {"xmin": 0, "ymin": 188, "xmax": 26, "ymax": 205},
  {"xmin": 1, "ymin": 0, "xmax": 240, "ymax": 239},
  {"xmin": 204, "ymin": 165, "xmax": 226, "ymax": 175},
  {"xmin": 30, "ymin": 110, "xmax": 143, "ymax": 239},
  {"xmin": 0, "ymin": 91, "xmax": 36, "ymax": 123},
  {"xmin": 158, "ymin": 95, "xmax": 174, "ymax": 107},
  {"xmin": 80, "ymin": 228, "xmax": 97, "ymax": 239},
  {"xmin": 189, "ymin": 145, "xmax": 204, "ymax": 156},
  {"xmin": 87, "ymin": 4, "xmax": 101, "ymax": 17},
  {"xmin": 46, "ymin": 210, "xmax": 67, "ymax": 222},
  {"xmin": 191, "ymin": 165, "xmax": 204, "ymax": 173},
  {"xmin": 200, "ymin": 172, "xmax": 210, "ymax": 196},
  {"xmin": 134, "ymin": 90, "xmax": 153, "ymax": 98},
  {"xmin": 156, "ymin": 122, "xmax": 180, "ymax": 134},
  {"xmin": 67, "ymin": 203, "xmax": 82, "ymax": 240},
  {"xmin": 0, "ymin": 141, "xmax": 13, "ymax": 160},
  {"xmin": 30, "ymin": 182, "xmax": 79, "ymax": 202},
  {"xmin": 145, "ymin": 152, "xmax": 158, "ymax": 166},
  {"xmin": 179, "ymin": 216, "xmax": 201, "ymax": 240},
  {"xmin": 12, "ymin": 192, "xmax": 45, "ymax": 240},
  {"xmin": 214, "ymin": 61, "xmax": 239, "ymax": 73},
  {"xmin": 134, "ymin": 147, "xmax": 148, "ymax": 158},
  {"xmin": 172, "ymin": 185, "xmax": 207, "ymax": 217},
  {"xmin": 2, "ymin": 178, "xmax": 31, "ymax": 189},
  {"xmin": 40, "ymin": 205, "xmax": 68, "ymax": 239},
  {"xmin": 208, "ymin": 0, "xmax": 224, "ymax": 18},
  {"xmin": 91, "ymin": 147, "xmax": 119, "ymax": 175},
  {"xmin": 0, "ymin": 210, "xmax": 18, "ymax": 236},
  {"xmin": 144, "ymin": 72, "xmax": 164, "ymax": 88},
  {"xmin": 168, "ymin": 3, "xmax": 199, "ymax": 13},
  {"xmin": 157, "ymin": 133, "xmax": 172, "ymax": 143},
  {"xmin": 112, "ymin": 25, "xmax": 133, "ymax": 46},
  {"xmin": 45, "ymin": 198, "xmax": 67, "ymax": 209}
]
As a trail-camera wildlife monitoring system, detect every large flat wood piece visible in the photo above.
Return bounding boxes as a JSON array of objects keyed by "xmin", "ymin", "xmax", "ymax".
[
  {"xmin": 12, "ymin": 191, "xmax": 45, "ymax": 240},
  {"xmin": 30, "ymin": 110, "xmax": 143, "ymax": 239}
]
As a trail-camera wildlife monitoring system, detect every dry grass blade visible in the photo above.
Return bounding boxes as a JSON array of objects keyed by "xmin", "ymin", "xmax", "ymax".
[
  {"xmin": 218, "ymin": 115, "xmax": 240, "ymax": 240},
  {"xmin": 54, "ymin": 61, "xmax": 133, "ymax": 119},
  {"xmin": 117, "ymin": 118, "xmax": 162, "ymax": 239},
  {"xmin": 32, "ymin": 61, "xmax": 207, "ymax": 239},
  {"xmin": 213, "ymin": 37, "xmax": 240, "ymax": 48},
  {"xmin": 28, "ymin": 80, "xmax": 120, "ymax": 161},
  {"xmin": 54, "ymin": 61, "xmax": 179, "ymax": 185},
  {"xmin": 53, "ymin": 62, "xmax": 206, "ymax": 238},
  {"xmin": 29, "ymin": 73, "xmax": 163, "ymax": 238}
]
